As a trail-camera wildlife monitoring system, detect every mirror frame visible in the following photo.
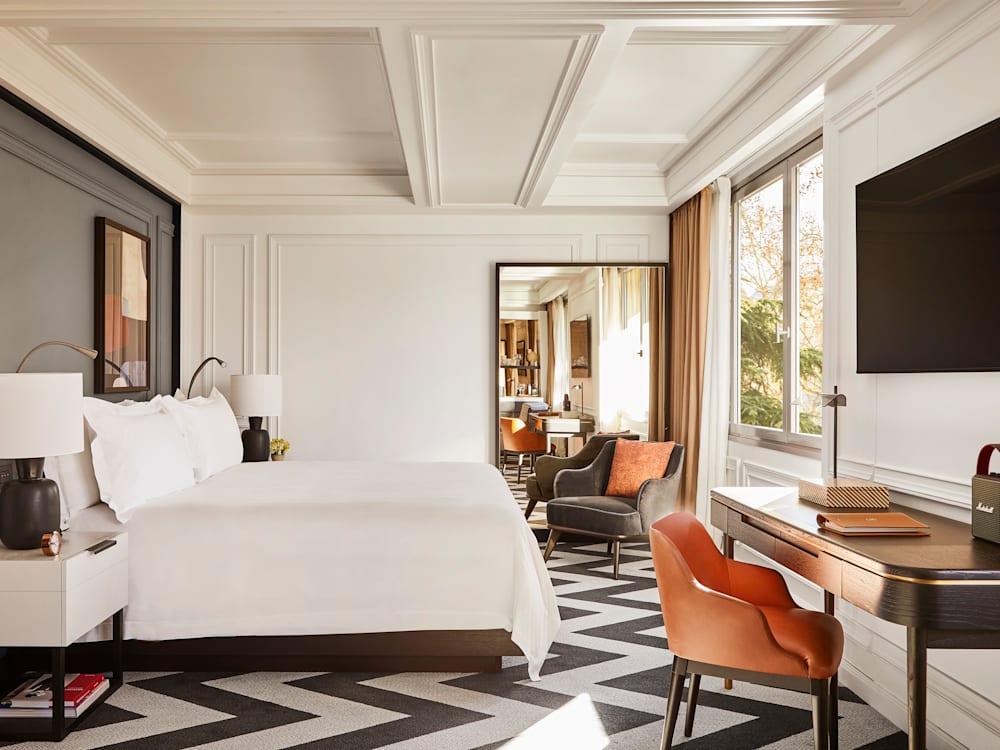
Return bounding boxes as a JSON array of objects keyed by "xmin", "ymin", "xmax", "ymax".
[
  {"xmin": 495, "ymin": 261, "xmax": 670, "ymax": 466},
  {"xmin": 94, "ymin": 216, "xmax": 151, "ymax": 394}
]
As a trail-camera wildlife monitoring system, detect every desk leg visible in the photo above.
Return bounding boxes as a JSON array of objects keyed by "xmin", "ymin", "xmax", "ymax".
[
  {"xmin": 825, "ymin": 591, "xmax": 838, "ymax": 750},
  {"xmin": 907, "ymin": 627, "xmax": 927, "ymax": 750},
  {"xmin": 723, "ymin": 534, "xmax": 734, "ymax": 691}
]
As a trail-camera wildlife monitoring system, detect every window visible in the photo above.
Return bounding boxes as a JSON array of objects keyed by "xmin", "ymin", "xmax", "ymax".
[{"xmin": 731, "ymin": 139, "xmax": 823, "ymax": 447}]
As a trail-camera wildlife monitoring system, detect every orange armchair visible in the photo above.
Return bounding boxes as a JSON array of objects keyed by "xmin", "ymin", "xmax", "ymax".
[
  {"xmin": 650, "ymin": 512, "xmax": 843, "ymax": 750},
  {"xmin": 499, "ymin": 416, "xmax": 549, "ymax": 482}
]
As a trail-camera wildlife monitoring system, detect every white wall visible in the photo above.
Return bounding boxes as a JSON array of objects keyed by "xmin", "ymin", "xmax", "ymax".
[
  {"xmin": 182, "ymin": 212, "xmax": 666, "ymax": 463},
  {"xmin": 721, "ymin": 3, "xmax": 1000, "ymax": 748},
  {"xmin": 821, "ymin": 3, "xmax": 1000, "ymax": 746},
  {"xmin": 565, "ymin": 267, "xmax": 599, "ymax": 414}
]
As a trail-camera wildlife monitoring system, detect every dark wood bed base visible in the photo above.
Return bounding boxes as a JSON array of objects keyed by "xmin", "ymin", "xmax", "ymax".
[{"xmin": 60, "ymin": 629, "xmax": 522, "ymax": 674}]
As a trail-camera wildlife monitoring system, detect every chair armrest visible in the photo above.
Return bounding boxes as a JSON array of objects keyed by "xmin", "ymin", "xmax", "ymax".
[
  {"xmin": 726, "ymin": 558, "xmax": 798, "ymax": 608},
  {"xmin": 553, "ymin": 441, "xmax": 616, "ymax": 498},
  {"xmin": 636, "ymin": 445, "xmax": 685, "ymax": 528},
  {"xmin": 532, "ymin": 454, "xmax": 567, "ymax": 498}
]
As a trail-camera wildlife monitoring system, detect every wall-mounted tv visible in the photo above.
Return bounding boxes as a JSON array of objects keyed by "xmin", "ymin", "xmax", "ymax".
[{"xmin": 855, "ymin": 115, "xmax": 1000, "ymax": 372}]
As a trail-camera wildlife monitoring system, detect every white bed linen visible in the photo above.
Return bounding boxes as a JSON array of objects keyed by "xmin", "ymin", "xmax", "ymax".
[{"xmin": 71, "ymin": 461, "xmax": 559, "ymax": 680}]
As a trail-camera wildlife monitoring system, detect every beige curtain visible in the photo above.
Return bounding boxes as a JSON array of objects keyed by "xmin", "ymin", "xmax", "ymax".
[
  {"xmin": 668, "ymin": 186, "xmax": 714, "ymax": 512},
  {"xmin": 648, "ymin": 267, "xmax": 666, "ymax": 442},
  {"xmin": 545, "ymin": 301, "xmax": 556, "ymax": 407}
]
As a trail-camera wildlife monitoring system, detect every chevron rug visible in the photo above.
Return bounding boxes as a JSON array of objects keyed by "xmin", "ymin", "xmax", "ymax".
[{"xmin": 1, "ymin": 541, "xmax": 906, "ymax": 749}]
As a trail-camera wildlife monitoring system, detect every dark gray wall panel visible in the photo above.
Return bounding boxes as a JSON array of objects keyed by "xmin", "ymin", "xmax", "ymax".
[{"xmin": 0, "ymin": 96, "xmax": 175, "ymax": 398}]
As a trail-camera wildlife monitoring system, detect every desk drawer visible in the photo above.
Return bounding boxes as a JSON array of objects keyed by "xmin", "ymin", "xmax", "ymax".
[
  {"xmin": 727, "ymin": 509, "xmax": 775, "ymax": 557},
  {"xmin": 771, "ymin": 536, "xmax": 841, "ymax": 596}
]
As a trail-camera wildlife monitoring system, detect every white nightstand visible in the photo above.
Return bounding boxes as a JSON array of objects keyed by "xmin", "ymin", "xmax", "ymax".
[{"xmin": 0, "ymin": 532, "xmax": 127, "ymax": 741}]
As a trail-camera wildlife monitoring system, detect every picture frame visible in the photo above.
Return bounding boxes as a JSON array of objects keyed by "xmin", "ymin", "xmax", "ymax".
[
  {"xmin": 570, "ymin": 316, "xmax": 591, "ymax": 376},
  {"xmin": 95, "ymin": 217, "xmax": 151, "ymax": 394}
]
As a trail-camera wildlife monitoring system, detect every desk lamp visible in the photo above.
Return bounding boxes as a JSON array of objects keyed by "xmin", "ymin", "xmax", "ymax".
[
  {"xmin": 186, "ymin": 356, "xmax": 226, "ymax": 398},
  {"xmin": 229, "ymin": 374, "xmax": 282, "ymax": 462}
]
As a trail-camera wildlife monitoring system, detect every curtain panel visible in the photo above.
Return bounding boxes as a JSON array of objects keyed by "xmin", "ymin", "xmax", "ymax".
[{"xmin": 668, "ymin": 185, "xmax": 714, "ymax": 512}]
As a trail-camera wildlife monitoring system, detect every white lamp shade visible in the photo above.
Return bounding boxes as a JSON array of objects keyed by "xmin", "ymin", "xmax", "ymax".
[
  {"xmin": 0, "ymin": 373, "xmax": 84, "ymax": 458},
  {"xmin": 229, "ymin": 374, "xmax": 282, "ymax": 417}
]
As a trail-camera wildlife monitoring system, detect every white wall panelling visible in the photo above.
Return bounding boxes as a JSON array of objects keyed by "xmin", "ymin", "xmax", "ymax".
[
  {"xmin": 201, "ymin": 234, "xmax": 255, "ymax": 395},
  {"xmin": 595, "ymin": 234, "xmax": 650, "ymax": 262}
]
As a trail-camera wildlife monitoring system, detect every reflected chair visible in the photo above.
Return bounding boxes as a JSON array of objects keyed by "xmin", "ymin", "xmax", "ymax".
[
  {"xmin": 543, "ymin": 439, "xmax": 684, "ymax": 578},
  {"xmin": 524, "ymin": 432, "xmax": 638, "ymax": 519},
  {"xmin": 650, "ymin": 512, "xmax": 843, "ymax": 750},
  {"xmin": 500, "ymin": 416, "xmax": 549, "ymax": 483}
]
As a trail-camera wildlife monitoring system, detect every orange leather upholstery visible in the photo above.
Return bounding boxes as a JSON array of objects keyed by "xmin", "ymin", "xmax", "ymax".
[
  {"xmin": 500, "ymin": 417, "xmax": 548, "ymax": 453},
  {"xmin": 650, "ymin": 512, "xmax": 843, "ymax": 680}
]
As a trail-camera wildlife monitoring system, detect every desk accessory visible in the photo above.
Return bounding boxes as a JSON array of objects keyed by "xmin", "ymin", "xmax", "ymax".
[
  {"xmin": 798, "ymin": 386, "xmax": 890, "ymax": 508},
  {"xmin": 230, "ymin": 374, "xmax": 282, "ymax": 462},
  {"xmin": 41, "ymin": 531, "xmax": 61, "ymax": 556},
  {"xmin": 817, "ymin": 511, "xmax": 929, "ymax": 536},
  {"xmin": 972, "ymin": 444, "xmax": 1000, "ymax": 544}
]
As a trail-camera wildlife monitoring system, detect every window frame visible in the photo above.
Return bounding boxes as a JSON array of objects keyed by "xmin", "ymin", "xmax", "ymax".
[{"xmin": 729, "ymin": 136, "xmax": 823, "ymax": 453}]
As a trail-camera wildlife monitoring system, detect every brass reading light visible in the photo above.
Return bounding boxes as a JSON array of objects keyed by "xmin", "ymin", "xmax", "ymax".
[
  {"xmin": 186, "ymin": 356, "xmax": 226, "ymax": 398},
  {"xmin": 16, "ymin": 340, "xmax": 98, "ymax": 373},
  {"xmin": 820, "ymin": 386, "xmax": 847, "ymax": 478}
]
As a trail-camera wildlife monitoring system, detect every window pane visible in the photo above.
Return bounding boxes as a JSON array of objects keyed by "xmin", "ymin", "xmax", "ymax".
[
  {"xmin": 738, "ymin": 177, "xmax": 784, "ymax": 429},
  {"xmin": 796, "ymin": 154, "xmax": 823, "ymax": 435}
]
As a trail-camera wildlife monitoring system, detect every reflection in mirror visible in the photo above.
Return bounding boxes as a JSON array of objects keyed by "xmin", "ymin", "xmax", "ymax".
[
  {"xmin": 95, "ymin": 217, "xmax": 150, "ymax": 393},
  {"xmin": 496, "ymin": 264, "xmax": 667, "ymax": 467}
]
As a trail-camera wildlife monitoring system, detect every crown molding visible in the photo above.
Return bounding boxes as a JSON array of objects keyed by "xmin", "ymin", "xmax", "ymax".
[
  {"xmin": 628, "ymin": 28, "xmax": 798, "ymax": 46},
  {"xmin": 43, "ymin": 27, "xmax": 378, "ymax": 45},
  {"xmin": 576, "ymin": 132, "xmax": 688, "ymax": 144},
  {"xmin": 0, "ymin": 2, "xmax": 920, "ymax": 25}
]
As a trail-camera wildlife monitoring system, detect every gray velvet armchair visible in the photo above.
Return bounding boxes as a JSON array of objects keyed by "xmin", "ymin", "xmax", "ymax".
[
  {"xmin": 523, "ymin": 432, "xmax": 639, "ymax": 518},
  {"xmin": 543, "ymin": 440, "xmax": 685, "ymax": 579}
]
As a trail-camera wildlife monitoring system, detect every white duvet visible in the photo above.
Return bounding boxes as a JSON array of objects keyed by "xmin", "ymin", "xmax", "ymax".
[{"xmin": 74, "ymin": 461, "xmax": 560, "ymax": 680}]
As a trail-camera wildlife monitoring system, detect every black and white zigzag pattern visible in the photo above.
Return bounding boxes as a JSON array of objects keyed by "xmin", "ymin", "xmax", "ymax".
[{"xmin": 2, "ymin": 537, "xmax": 907, "ymax": 749}]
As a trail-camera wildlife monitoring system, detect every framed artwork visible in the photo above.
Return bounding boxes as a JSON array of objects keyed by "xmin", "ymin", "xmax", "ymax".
[
  {"xmin": 570, "ymin": 316, "xmax": 590, "ymax": 376},
  {"xmin": 95, "ymin": 217, "xmax": 150, "ymax": 393}
]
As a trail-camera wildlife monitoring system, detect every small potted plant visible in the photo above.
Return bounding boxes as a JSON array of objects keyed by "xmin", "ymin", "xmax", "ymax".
[{"xmin": 269, "ymin": 437, "xmax": 290, "ymax": 461}]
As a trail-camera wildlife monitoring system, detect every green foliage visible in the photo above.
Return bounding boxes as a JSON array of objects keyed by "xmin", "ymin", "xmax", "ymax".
[{"xmin": 739, "ymin": 297, "xmax": 823, "ymax": 432}]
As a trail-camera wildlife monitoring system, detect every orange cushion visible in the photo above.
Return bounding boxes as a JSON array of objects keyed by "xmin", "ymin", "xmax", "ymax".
[{"xmin": 605, "ymin": 439, "xmax": 675, "ymax": 498}]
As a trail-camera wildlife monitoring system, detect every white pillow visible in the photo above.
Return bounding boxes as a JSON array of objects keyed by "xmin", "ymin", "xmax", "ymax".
[
  {"xmin": 83, "ymin": 396, "xmax": 164, "ymax": 501},
  {"xmin": 86, "ymin": 410, "xmax": 196, "ymax": 522},
  {"xmin": 46, "ymin": 422, "xmax": 101, "ymax": 527},
  {"xmin": 162, "ymin": 387, "xmax": 242, "ymax": 481}
]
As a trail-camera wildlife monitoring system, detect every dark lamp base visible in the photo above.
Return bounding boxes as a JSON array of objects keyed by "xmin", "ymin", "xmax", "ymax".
[
  {"xmin": 0, "ymin": 469, "xmax": 61, "ymax": 549},
  {"xmin": 242, "ymin": 416, "xmax": 271, "ymax": 462}
]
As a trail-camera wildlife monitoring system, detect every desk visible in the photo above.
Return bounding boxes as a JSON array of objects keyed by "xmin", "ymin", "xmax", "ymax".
[
  {"xmin": 710, "ymin": 487, "xmax": 1000, "ymax": 750},
  {"xmin": 528, "ymin": 412, "xmax": 595, "ymax": 439}
]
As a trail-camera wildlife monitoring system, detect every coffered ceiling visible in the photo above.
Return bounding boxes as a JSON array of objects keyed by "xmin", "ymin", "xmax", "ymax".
[{"xmin": 0, "ymin": 1, "xmax": 924, "ymax": 210}]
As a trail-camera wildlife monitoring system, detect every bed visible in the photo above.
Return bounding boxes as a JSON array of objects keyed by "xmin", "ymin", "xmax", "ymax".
[{"xmin": 67, "ymin": 460, "xmax": 560, "ymax": 680}]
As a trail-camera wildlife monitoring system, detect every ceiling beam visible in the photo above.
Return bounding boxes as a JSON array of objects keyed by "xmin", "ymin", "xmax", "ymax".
[
  {"xmin": 378, "ymin": 23, "xmax": 430, "ymax": 207},
  {"xmin": 519, "ymin": 21, "xmax": 635, "ymax": 208}
]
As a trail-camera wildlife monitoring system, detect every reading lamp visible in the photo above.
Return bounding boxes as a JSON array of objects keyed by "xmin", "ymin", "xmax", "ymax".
[
  {"xmin": 571, "ymin": 382, "xmax": 584, "ymax": 413},
  {"xmin": 1, "ymin": 340, "xmax": 95, "ymax": 549},
  {"xmin": 229, "ymin": 374, "xmax": 282, "ymax": 462},
  {"xmin": 821, "ymin": 386, "xmax": 847, "ymax": 478},
  {"xmin": 186, "ymin": 356, "xmax": 226, "ymax": 398}
]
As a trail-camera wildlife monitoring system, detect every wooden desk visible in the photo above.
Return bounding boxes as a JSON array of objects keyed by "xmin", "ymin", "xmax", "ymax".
[
  {"xmin": 710, "ymin": 487, "xmax": 1000, "ymax": 750},
  {"xmin": 528, "ymin": 412, "xmax": 595, "ymax": 439}
]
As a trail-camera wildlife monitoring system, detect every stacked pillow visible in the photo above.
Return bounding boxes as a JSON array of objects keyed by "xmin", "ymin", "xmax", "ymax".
[{"xmin": 49, "ymin": 389, "xmax": 243, "ymax": 525}]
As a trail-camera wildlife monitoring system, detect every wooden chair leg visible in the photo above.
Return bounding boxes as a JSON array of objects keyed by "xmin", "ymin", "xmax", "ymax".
[
  {"xmin": 684, "ymin": 673, "xmax": 701, "ymax": 737},
  {"xmin": 517, "ymin": 453, "xmax": 525, "ymax": 483},
  {"xmin": 829, "ymin": 672, "xmax": 838, "ymax": 749},
  {"xmin": 543, "ymin": 529, "xmax": 561, "ymax": 561},
  {"xmin": 661, "ymin": 657, "xmax": 687, "ymax": 750},
  {"xmin": 606, "ymin": 540, "xmax": 613, "ymax": 554},
  {"xmin": 811, "ymin": 678, "xmax": 831, "ymax": 750},
  {"xmin": 524, "ymin": 498, "xmax": 538, "ymax": 519},
  {"xmin": 612, "ymin": 539, "xmax": 621, "ymax": 579}
]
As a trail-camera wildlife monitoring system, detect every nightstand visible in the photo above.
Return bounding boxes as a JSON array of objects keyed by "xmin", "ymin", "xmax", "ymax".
[{"xmin": 0, "ymin": 532, "xmax": 127, "ymax": 741}]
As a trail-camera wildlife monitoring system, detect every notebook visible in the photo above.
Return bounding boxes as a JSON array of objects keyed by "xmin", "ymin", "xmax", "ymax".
[{"xmin": 817, "ymin": 512, "xmax": 929, "ymax": 536}]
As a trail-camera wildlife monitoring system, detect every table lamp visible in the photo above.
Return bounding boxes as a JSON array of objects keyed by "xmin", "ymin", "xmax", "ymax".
[
  {"xmin": 229, "ymin": 374, "xmax": 282, "ymax": 462},
  {"xmin": 0, "ymin": 373, "xmax": 84, "ymax": 548}
]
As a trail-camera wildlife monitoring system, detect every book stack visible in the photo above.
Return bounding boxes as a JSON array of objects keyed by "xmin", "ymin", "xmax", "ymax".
[{"xmin": 0, "ymin": 673, "xmax": 109, "ymax": 718}]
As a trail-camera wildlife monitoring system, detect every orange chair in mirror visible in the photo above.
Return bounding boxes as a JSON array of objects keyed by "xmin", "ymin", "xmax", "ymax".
[{"xmin": 499, "ymin": 417, "xmax": 549, "ymax": 483}]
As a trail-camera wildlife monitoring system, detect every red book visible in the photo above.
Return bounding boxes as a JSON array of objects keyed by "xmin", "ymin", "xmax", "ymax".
[{"xmin": 64, "ymin": 674, "xmax": 106, "ymax": 707}]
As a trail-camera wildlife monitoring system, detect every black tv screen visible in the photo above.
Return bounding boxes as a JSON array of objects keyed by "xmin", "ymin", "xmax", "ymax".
[{"xmin": 855, "ymin": 115, "xmax": 1000, "ymax": 372}]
